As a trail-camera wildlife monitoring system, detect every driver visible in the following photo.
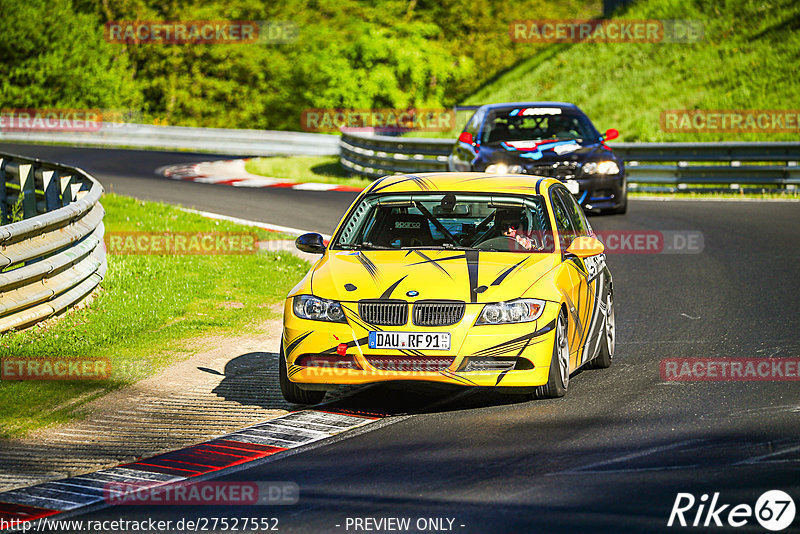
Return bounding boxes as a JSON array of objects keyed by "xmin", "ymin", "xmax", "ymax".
[{"xmin": 496, "ymin": 209, "xmax": 536, "ymax": 251}]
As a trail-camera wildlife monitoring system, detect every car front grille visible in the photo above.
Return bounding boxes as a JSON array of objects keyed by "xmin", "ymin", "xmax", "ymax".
[
  {"xmin": 528, "ymin": 161, "xmax": 580, "ymax": 180},
  {"xmin": 365, "ymin": 355, "xmax": 455, "ymax": 372},
  {"xmin": 359, "ymin": 300, "xmax": 408, "ymax": 326},
  {"xmin": 412, "ymin": 301, "xmax": 465, "ymax": 327}
]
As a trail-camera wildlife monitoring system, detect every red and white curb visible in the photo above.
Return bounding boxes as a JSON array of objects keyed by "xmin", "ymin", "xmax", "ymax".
[
  {"xmin": 0, "ymin": 410, "xmax": 380, "ymax": 529},
  {"xmin": 159, "ymin": 159, "xmax": 364, "ymax": 192}
]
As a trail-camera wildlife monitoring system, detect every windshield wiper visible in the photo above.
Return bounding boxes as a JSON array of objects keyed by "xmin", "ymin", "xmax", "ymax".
[
  {"xmin": 338, "ymin": 242, "xmax": 393, "ymax": 250},
  {"xmin": 401, "ymin": 244, "xmax": 474, "ymax": 251},
  {"xmin": 359, "ymin": 242, "xmax": 394, "ymax": 250}
]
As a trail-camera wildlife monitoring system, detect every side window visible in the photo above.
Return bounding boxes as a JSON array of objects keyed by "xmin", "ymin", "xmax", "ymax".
[
  {"xmin": 465, "ymin": 111, "xmax": 481, "ymax": 137},
  {"xmin": 555, "ymin": 187, "xmax": 589, "ymax": 236},
  {"xmin": 550, "ymin": 190, "xmax": 574, "ymax": 234}
]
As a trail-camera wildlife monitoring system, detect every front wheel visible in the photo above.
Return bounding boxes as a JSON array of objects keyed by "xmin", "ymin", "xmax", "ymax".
[
  {"xmin": 279, "ymin": 347, "xmax": 326, "ymax": 405},
  {"xmin": 612, "ymin": 195, "xmax": 628, "ymax": 214},
  {"xmin": 531, "ymin": 311, "xmax": 570, "ymax": 399}
]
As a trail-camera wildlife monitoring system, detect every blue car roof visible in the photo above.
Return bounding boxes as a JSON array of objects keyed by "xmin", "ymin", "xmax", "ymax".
[{"xmin": 481, "ymin": 102, "xmax": 579, "ymax": 111}]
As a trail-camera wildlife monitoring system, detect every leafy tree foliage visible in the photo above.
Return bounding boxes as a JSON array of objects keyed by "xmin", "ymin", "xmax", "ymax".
[
  {"xmin": 0, "ymin": 0, "xmax": 139, "ymax": 111},
  {"xmin": 4, "ymin": 0, "xmax": 595, "ymax": 129}
]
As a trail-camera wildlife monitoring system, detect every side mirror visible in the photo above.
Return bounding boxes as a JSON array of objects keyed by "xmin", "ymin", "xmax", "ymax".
[
  {"xmin": 603, "ymin": 128, "xmax": 619, "ymax": 141},
  {"xmin": 295, "ymin": 233, "xmax": 326, "ymax": 254},
  {"xmin": 458, "ymin": 131, "xmax": 474, "ymax": 145},
  {"xmin": 565, "ymin": 236, "xmax": 604, "ymax": 258}
]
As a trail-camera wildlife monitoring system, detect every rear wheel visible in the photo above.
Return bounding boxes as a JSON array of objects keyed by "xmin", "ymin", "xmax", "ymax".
[
  {"xmin": 587, "ymin": 292, "xmax": 615, "ymax": 369},
  {"xmin": 279, "ymin": 347, "xmax": 326, "ymax": 405},
  {"xmin": 531, "ymin": 311, "xmax": 569, "ymax": 399}
]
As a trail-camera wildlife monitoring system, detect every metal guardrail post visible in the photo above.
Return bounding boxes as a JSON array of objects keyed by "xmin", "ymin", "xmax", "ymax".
[{"xmin": 19, "ymin": 164, "xmax": 36, "ymax": 218}]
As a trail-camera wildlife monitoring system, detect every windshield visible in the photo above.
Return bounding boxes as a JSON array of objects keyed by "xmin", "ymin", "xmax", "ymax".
[
  {"xmin": 332, "ymin": 193, "xmax": 554, "ymax": 253},
  {"xmin": 480, "ymin": 107, "xmax": 596, "ymax": 145}
]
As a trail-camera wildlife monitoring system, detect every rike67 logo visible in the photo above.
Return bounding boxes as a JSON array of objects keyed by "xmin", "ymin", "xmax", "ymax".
[{"xmin": 668, "ymin": 490, "xmax": 796, "ymax": 531}]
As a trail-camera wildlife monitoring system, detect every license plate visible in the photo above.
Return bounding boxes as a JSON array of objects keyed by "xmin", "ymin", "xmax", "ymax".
[
  {"xmin": 368, "ymin": 331, "xmax": 451, "ymax": 351},
  {"xmin": 564, "ymin": 180, "xmax": 580, "ymax": 195}
]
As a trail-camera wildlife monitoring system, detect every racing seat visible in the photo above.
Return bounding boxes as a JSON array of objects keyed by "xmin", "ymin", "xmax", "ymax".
[{"xmin": 379, "ymin": 212, "xmax": 434, "ymax": 247}]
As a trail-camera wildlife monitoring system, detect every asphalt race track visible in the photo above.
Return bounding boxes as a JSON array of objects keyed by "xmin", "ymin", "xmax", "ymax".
[
  {"xmin": 0, "ymin": 143, "xmax": 352, "ymax": 235},
  {"xmin": 3, "ymin": 143, "xmax": 799, "ymax": 533}
]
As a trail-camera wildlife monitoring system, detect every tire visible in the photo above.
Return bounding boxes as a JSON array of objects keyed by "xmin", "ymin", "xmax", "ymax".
[
  {"xmin": 279, "ymin": 347, "xmax": 326, "ymax": 405},
  {"xmin": 601, "ymin": 195, "xmax": 627, "ymax": 215},
  {"xmin": 587, "ymin": 292, "xmax": 615, "ymax": 369},
  {"xmin": 612, "ymin": 195, "xmax": 628, "ymax": 214},
  {"xmin": 531, "ymin": 311, "xmax": 569, "ymax": 399}
]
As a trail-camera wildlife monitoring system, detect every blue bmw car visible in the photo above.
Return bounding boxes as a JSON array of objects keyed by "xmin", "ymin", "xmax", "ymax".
[{"xmin": 448, "ymin": 102, "xmax": 627, "ymax": 214}]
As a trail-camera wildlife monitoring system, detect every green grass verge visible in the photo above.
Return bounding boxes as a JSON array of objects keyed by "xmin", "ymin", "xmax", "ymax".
[
  {"xmin": 245, "ymin": 156, "xmax": 372, "ymax": 189},
  {"xmin": 0, "ymin": 194, "xmax": 310, "ymax": 438}
]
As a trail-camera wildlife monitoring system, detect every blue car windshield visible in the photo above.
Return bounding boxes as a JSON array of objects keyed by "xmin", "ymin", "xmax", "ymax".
[
  {"xmin": 332, "ymin": 193, "xmax": 555, "ymax": 253},
  {"xmin": 480, "ymin": 107, "xmax": 596, "ymax": 145}
]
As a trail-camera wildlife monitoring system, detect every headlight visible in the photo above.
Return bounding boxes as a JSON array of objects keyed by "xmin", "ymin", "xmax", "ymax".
[
  {"xmin": 485, "ymin": 163, "xmax": 525, "ymax": 174},
  {"xmin": 583, "ymin": 160, "xmax": 620, "ymax": 175},
  {"xmin": 293, "ymin": 295, "xmax": 347, "ymax": 323},
  {"xmin": 476, "ymin": 299, "xmax": 545, "ymax": 325}
]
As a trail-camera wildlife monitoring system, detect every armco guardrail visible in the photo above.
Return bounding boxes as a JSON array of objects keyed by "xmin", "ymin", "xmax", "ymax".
[
  {"xmin": 0, "ymin": 152, "xmax": 105, "ymax": 334},
  {"xmin": 340, "ymin": 132, "xmax": 452, "ymax": 177},
  {"xmin": 0, "ymin": 123, "xmax": 340, "ymax": 157},
  {"xmin": 340, "ymin": 131, "xmax": 800, "ymax": 191}
]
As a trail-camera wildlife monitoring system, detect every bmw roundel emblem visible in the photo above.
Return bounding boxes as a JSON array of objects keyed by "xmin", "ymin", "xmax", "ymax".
[{"xmin": 406, "ymin": 290, "xmax": 419, "ymax": 297}]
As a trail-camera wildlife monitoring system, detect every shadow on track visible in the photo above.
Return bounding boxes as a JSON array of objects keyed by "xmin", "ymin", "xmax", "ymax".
[{"xmin": 210, "ymin": 351, "xmax": 538, "ymax": 416}]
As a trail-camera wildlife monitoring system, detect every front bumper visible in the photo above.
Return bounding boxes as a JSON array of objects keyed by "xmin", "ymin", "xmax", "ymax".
[
  {"xmin": 282, "ymin": 300, "xmax": 557, "ymax": 389},
  {"xmin": 573, "ymin": 173, "xmax": 626, "ymax": 211}
]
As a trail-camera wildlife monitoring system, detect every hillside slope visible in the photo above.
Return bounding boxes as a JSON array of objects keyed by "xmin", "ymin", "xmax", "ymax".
[{"xmin": 464, "ymin": 0, "xmax": 800, "ymax": 141}]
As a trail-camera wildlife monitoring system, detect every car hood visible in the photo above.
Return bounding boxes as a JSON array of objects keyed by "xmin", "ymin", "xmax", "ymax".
[{"xmin": 310, "ymin": 249, "xmax": 559, "ymax": 303}]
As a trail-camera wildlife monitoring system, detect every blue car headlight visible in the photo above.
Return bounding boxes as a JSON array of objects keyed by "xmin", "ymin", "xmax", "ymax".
[
  {"xmin": 476, "ymin": 299, "xmax": 545, "ymax": 325},
  {"xmin": 485, "ymin": 164, "xmax": 526, "ymax": 174},
  {"xmin": 293, "ymin": 295, "xmax": 347, "ymax": 323}
]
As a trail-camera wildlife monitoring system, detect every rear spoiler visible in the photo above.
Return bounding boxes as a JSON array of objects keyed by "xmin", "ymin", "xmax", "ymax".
[{"xmin": 453, "ymin": 105, "xmax": 482, "ymax": 112}]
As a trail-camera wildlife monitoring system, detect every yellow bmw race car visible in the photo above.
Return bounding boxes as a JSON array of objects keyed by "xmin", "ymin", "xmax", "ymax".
[{"xmin": 280, "ymin": 173, "xmax": 615, "ymax": 404}]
